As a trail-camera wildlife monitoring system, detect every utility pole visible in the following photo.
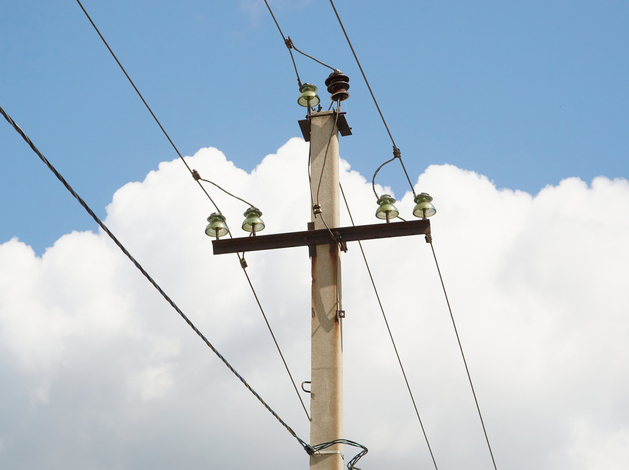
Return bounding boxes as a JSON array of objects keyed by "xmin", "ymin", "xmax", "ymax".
[
  {"xmin": 308, "ymin": 110, "xmax": 343, "ymax": 470},
  {"xmin": 211, "ymin": 80, "xmax": 431, "ymax": 469}
]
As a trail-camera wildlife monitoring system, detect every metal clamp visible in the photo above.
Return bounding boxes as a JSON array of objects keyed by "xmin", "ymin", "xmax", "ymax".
[
  {"xmin": 314, "ymin": 450, "xmax": 345, "ymax": 459},
  {"xmin": 301, "ymin": 381, "xmax": 311, "ymax": 393}
]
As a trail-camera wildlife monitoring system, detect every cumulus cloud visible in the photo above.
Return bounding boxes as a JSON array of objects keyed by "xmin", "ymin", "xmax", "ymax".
[{"xmin": 1, "ymin": 138, "xmax": 628, "ymax": 469}]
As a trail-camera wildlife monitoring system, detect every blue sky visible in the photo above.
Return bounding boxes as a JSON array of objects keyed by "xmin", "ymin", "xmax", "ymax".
[
  {"xmin": 1, "ymin": 2, "xmax": 629, "ymax": 469},
  {"xmin": 2, "ymin": 0, "xmax": 628, "ymax": 253}
]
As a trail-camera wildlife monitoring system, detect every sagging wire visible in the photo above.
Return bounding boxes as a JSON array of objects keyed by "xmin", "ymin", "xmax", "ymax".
[
  {"xmin": 339, "ymin": 183, "xmax": 440, "ymax": 470},
  {"xmin": 0, "ymin": 103, "xmax": 314, "ymax": 456},
  {"xmin": 370, "ymin": 151, "xmax": 397, "ymax": 200},
  {"xmin": 427, "ymin": 234, "xmax": 499, "ymax": 470},
  {"xmin": 76, "ymin": 0, "xmax": 310, "ymax": 423},
  {"xmin": 192, "ymin": 170, "xmax": 257, "ymax": 210},
  {"xmin": 287, "ymin": 37, "xmax": 336, "ymax": 71},
  {"xmin": 328, "ymin": 0, "xmax": 417, "ymax": 200},
  {"xmin": 264, "ymin": 0, "xmax": 337, "ymax": 91},
  {"xmin": 311, "ymin": 439, "xmax": 368, "ymax": 470}
]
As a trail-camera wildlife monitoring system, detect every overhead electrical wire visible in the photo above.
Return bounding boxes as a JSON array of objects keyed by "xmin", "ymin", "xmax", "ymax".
[
  {"xmin": 339, "ymin": 183, "xmax": 440, "ymax": 470},
  {"xmin": 75, "ymin": 1, "xmax": 219, "ymax": 214},
  {"xmin": 326, "ymin": 4, "xmax": 499, "ymax": 466},
  {"xmin": 75, "ymin": 0, "xmax": 310, "ymax": 421},
  {"xmin": 427, "ymin": 235, "xmax": 499, "ymax": 470},
  {"xmin": 264, "ymin": 5, "xmax": 489, "ymax": 469},
  {"xmin": 192, "ymin": 170, "xmax": 256, "ymax": 209},
  {"xmin": 264, "ymin": 0, "xmax": 337, "ymax": 89},
  {"xmin": 263, "ymin": 0, "xmax": 302, "ymax": 88},
  {"xmin": 236, "ymin": 257, "xmax": 311, "ymax": 421},
  {"xmin": 328, "ymin": 0, "xmax": 417, "ymax": 200},
  {"xmin": 312, "ymin": 439, "xmax": 368, "ymax": 470},
  {"xmin": 0, "ymin": 103, "xmax": 313, "ymax": 456}
]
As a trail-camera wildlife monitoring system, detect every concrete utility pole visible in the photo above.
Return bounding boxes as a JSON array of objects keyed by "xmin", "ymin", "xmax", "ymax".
[
  {"xmin": 211, "ymin": 95, "xmax": 431, "ymax": 470},
  {"xmin": 308, "ymin": 111, "xmax": 343, "ymax": 470}
]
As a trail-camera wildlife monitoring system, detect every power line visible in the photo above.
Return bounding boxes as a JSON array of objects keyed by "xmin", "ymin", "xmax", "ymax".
[
  {"xmin": 328, "ymin": 0, "xmax": 417, "ymax": 199},
  {"xmin": 236, "ymin": 255, "xmax": 311, "ymax": 421},
  {"xmin": 263, "ymin": 0, "xmax": 337, "ymax": 89},
  {"xmin": 339, "ymin": 183, "xmax": 440, "ymax": 470},
  {"xmin": 75, "ymin": 0, "xmax": 309, "ymax": 421},
  {"xmin": 0, "ymin": 103, "xmax": 313, "ymax": 455},
  {"xmin": 74, "ymin": 0, "xmax": 223, "ymax": 213},
  {"xmin": 263, "ymin": 0, "xmax": 302, "ymax": 88},
  {"xmin": 192, "ymin": 170, "xmax": 257, "ymax": 209},
  {"xmin": 427, "ymin": 235, "xmax": 499, "ymax": 470},
  {"xmin": 312, "ymin": 438, "xmax": 368, "ymax": 470}
]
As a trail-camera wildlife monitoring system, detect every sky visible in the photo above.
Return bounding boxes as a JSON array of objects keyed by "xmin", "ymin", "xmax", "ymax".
[{"xmin": 1, "ymin": 1, "xmax": 628, "ymax": 469}]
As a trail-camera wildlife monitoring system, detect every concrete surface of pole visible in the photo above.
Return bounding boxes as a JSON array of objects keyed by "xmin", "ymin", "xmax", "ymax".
[{"xmin": 309, "ymin": 110, "xmax": 344, "ymax": 470}]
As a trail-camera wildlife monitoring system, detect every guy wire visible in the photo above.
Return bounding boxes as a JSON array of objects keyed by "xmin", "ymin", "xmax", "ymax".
[
  {"xmin": 339, "ymin": 182, "xmax": 440, "ymax": 470},
  {"xmin": 0, "ymin": 104, "xmax": 313, "ymax": 455},
  {"xmin": 328, "ymin": 0, "xmax": 417, "ymax": 199},
  {"xmin": 76, "ymin": 0, "xmax": 309, "ymax": 422},
  {"xmin": 428, "ymin": 237, "xmax": 499, "ymax": 470}
]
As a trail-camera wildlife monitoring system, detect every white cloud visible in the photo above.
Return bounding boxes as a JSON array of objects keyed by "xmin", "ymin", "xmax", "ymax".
[{"xmin": 0, "ymin": 138, "xmax": 628, "ymax": 469}]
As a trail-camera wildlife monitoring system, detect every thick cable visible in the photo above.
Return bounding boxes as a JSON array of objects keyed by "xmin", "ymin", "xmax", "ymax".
[
  {"xmin": 428, "ymin": 236, "xmax": 499, "ymax": 470},
  {"xmin": 328, "ymin": 0, "xmax": 417, "ymax": 198},
  {"xmin": 0, "ymin": 104, "xmax": 312, "ymax": 454},
  {"xmin": 312, "ymin": 439, "xmax": 368, "ymax": 470},
  {"xmin": 339, "ymin": 183, "xmax": 440, "ymax": 470}
]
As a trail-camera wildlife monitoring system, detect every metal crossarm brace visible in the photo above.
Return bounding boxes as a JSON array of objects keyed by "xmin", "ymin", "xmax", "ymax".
[{"xmin": 212, "ymin": 219, "xmax": 430, "ymax": 255}]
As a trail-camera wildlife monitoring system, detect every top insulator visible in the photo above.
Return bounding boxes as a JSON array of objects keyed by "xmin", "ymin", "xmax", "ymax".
[{"xmin": 325, "ymin": 69, "xmax": 350, "ymax": 102}]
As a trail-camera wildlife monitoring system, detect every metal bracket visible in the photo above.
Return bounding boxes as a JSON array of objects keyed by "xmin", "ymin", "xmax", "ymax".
[
  {"xmin": 298, "ymin": 112, "xmax": 352, "ymax": 142},
  {"xmin": 314, "ymin": 450, "xmax": 345, "ymax": 459},
  {"xmin": 337, "ymin": 310, "xmax": 345, "ymax": 319}
]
